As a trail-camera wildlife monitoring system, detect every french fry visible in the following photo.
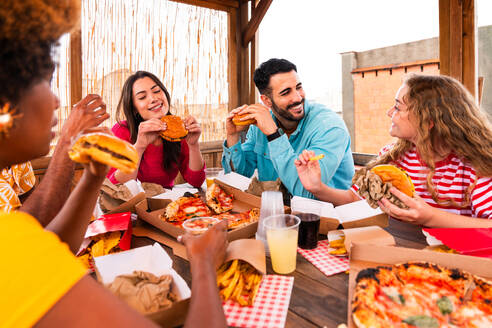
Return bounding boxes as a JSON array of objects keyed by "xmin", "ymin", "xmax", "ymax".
[
  {"xmin": 329, "ymin": 247, "xmax": 347, "ymax": 255},
  {"xmin": 221, "ymin": 269, "xmax": 240, "ymax": 300},
  {"xmin": 216, "ymin": 259, "xmax": 263, "ymax": 306},
  {"xmin": 232, "ymin": 274, "xmax": 244, "ymax": 301},
  {"xmin": 329, "ymin": 237, "xmax": 345, "ymax": 248},
  {"xmin": 309, "ymin": 154, "xmax": 325, "ymax": 161},
  {"xmin": 329, "ymin": 235, "xmax": 348, "ymax": 256},
  {"xmin": 217, "ymin": 259, "xmax": 238, "ymax": 285}
]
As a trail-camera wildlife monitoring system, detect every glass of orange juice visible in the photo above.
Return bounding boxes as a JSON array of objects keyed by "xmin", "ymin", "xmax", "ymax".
[
  {"xmin": 264, "ymin": 214, "xmax": 300, "ymax": 274},
  {"xmin": 204, "ymin": 167, "xmax": 223, "ymax": 188}
]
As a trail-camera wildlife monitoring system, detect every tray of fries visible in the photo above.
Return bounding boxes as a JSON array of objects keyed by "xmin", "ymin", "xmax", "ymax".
[{"xmin": 217, "ymin": 239, "xmax": 266, "ymax": 307}]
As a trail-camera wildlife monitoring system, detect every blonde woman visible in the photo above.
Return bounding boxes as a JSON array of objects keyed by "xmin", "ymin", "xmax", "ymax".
[{"xmin": 295, "ymin": 74, "xmax": 492, "ymax": 228}]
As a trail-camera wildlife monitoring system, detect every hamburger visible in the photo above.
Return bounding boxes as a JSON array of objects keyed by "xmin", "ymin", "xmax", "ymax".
[
  {"xmin": 353, "ymin": 164, "xmax": 414, "ymax": 209},
  {"xmin": 232, "ymin": 113, "xmax": 256, "ymax": 126},
  {"xmin": 160, "ymin": 115, "xmax": 188, "ymax": 142},
  {"xmin": 69, "ymin": 133, "xmax": 138, "ymax": 174}
]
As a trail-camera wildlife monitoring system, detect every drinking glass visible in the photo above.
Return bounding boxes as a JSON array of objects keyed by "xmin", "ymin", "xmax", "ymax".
[
  {"xmin": 256, "ymin": 191, "xmax": 284, "ymax": 254},
  {"xmin": 264, "ymin": 214, "xmax": 300, "ymax": 274},
  {"xmin": 292, "ymin": 202, "xmax": 321, "ymax": 249},
  {"xmin": 204, "ymin": 167, "xmax": 223, "ymax": 188}
]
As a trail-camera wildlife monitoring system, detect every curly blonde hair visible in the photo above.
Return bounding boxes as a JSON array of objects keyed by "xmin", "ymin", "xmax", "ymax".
[{"xmin": 363, "ymin": 74, "xmax": 492, "ymax": 206}]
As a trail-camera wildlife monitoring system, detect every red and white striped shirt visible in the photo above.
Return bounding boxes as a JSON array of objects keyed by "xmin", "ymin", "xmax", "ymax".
[{"xmin": 353, "ymin": 145, "xmax": 492, "ymax": 219}]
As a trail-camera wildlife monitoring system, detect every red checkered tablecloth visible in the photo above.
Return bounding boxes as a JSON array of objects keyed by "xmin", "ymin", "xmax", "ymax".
[
  {"xmin": 223, "ymin": 275, "xmax": 294, "ymax": 328},
  {"xmin": 297, "ymin": 240, "xmax": 349, "ymax": 276}
]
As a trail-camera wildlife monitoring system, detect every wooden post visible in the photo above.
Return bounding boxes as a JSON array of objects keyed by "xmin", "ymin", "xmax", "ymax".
[
  {"xmin": 461, "ymin": 0, "xmax": 477, "ymax": 99},
  {"xmin": 439, "ymin": 0, "xmax": 477, "ymax": 98},
  {"xmin": 250, "ymin": 0, "xmax": 259, "ymax": 104},
  {"xmin": 69, "ymin": 23, "xmax": 83, "ymax": 107},
  {"xmin": 239, "ymin": 0, "xmax": 250, "ymax": 105},
  {"xmin": 227, "ymin": 7, "xmax": 239, "ymax": 110}
]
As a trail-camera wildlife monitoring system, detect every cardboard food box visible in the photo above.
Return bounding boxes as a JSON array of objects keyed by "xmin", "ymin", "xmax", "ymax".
[
  {"xmin": 77, "ymin": 212, "xmax": 133, "ymax": 270},
  {"xmin": 94, "ymin": 243, "xmax": 191, "ymax": 328},
  {"xmin": 223, "ymin": 239, "xmax": 266, "ymax": 274},
  {"xmin": 136, "ymin": 180, "xmax": 261, "ymax": 244},
  {"xmin": 291, "ymin": 196, "xmax": 388, "ymax": 234},
  {"xmin": 327, "ymin": 226, "xmax": 395, "ymax": 255},
  {"xmin": 347, "ymin": 244, "xmax": 492, "ymax": 328}
]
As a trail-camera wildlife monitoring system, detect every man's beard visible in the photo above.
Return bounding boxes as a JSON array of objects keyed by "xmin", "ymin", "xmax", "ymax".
[{"xmin": 271, "ymin": 98, "xmax": 305, "ymax": 122}]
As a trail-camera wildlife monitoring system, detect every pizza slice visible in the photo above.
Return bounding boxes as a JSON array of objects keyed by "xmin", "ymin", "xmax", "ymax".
[
  {"xmin": 163, "ymin": 194, "xmax": 212, "ymax": 224},
  {"xmin": 206, "ymin": 183, "xmax": 234, "ymax": 214},
  {"xmin": 213, "ymin": 208, "xmax": 259, "ymax": 230}
]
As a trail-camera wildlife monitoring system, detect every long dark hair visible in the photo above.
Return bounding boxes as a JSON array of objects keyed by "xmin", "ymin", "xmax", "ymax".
[{"xmin": 116, "ymin": 71, "xmax": 181, "ymax": 170}]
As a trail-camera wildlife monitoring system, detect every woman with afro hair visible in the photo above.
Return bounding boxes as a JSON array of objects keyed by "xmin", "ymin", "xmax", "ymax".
[{"xmin": 0, "ymin": 1, "xmax": 227, "ymax": 327}]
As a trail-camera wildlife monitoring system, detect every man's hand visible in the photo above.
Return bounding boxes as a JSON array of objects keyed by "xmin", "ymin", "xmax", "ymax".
[
  {"xmin": 184, "ymin": 115, "xmax": 201, "ymax": 146},
  {"xmin": 226, "ymin": 105, "xmax": 250, "ymax": 136},
  {"xmin": 135, "ymin": 118, "xmax": 166, "ymax": 151},
  {"xmin": 236, "ymin": 104, "xmax": 277, "ymax": 136},
  {"xmin": 294, "ymin": 150, "xmax": 323, "ymax": 194},
  {"xmin": 180, "ymin": 220, "xmax": 228, "ymax": 269},
  {"xmin": 61, "ymin": 94, "xmax": 109, "ymax": 142},
  {"xmin": 378, "ymin": 187, "xmax": 436, "ymax": 226}
]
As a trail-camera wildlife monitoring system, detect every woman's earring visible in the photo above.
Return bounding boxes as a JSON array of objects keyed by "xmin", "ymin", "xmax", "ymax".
[{"xmin": 0, "ymin": 103, "xmax": 23, "ymax": 140}]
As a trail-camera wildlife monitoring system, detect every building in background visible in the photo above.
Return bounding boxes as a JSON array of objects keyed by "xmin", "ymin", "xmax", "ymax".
[{"xmin": 342, "ymin": 25, "xmax": 492, "ymax": 154}]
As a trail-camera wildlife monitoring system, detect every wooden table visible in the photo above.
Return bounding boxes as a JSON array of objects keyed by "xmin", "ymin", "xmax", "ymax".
[{"xmin": 133, "ymin": 218, "xmax": 428, "ymax": 328}]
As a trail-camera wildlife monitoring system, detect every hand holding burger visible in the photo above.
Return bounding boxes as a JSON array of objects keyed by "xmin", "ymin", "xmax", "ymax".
[{"xmin": 69, "ymin": 128, "xmax": 139, "ymax": 174}]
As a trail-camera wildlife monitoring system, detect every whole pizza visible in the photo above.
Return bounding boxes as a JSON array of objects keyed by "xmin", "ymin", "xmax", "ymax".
[{"xmin": 352, "ymin": 262, "xmax": 492, "ymax": 327}]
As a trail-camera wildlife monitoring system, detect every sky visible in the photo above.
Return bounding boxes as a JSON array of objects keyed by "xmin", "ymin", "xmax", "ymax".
[{"xmin": 258, "ymin": 0, "xmax": 492, "ymax": 110}]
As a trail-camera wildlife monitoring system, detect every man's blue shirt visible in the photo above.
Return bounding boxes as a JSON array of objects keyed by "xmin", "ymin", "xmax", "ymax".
[{"xmin": 221, "ymin": 100, "xmax": 355, "ymax": 199}]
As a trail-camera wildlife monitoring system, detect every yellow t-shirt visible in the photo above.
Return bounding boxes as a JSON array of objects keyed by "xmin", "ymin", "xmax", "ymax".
[
  {"xmin": 0, "ymin": 211, "xmax": 87, "ymax": 327},
  {"xmin": 0, "ymin": 162, "xmax": 36, "ymax": 212}
]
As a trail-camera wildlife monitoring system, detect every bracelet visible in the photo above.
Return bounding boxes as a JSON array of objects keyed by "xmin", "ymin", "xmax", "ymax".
[{"xmin": 266, "ymin": 129, "xmax": 281, "ymax": 142}]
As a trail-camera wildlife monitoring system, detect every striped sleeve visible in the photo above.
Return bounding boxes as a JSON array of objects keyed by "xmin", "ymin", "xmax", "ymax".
[{"xmin": 470, "ymin": 177, "xmax": 492, "ymax": 219}]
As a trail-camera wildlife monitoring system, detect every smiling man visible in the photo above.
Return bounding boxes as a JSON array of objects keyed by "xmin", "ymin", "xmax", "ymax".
[{"xmin": 222, "ymin": 58, "xmax": 354, "ymax": 198}]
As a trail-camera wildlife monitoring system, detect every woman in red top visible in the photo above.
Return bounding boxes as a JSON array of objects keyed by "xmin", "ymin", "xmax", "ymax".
[
  {"xmin": 295, "ymin": 74, "xmax": 492, "ymax": 228},
  {"xmin": 107, "ymin": 71, "xmax": 205, "ymax": 188}
]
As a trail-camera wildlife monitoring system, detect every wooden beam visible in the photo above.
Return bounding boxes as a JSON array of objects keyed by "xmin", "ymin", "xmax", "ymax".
[
  {"xmin": 242, "ymin": 0, "xmax": 272, "ymax": 47},
  {"xmin": 439, "ymin": 0, "xmax": 451, "ymax": 75},
  {"xmin": 239, "ymin": 0, "xmax": 250, "ymax": 105},
  {"xmin": 227, "ymin": 7, "xmax": 240, "ymax": 110},
  {"xmin": 449, "ymin": 0, "xmax": 463, "ymax": 80},
  {"xmin": 69, "ymin": 24, "xmax": 82, "ymax": 107},
  {"xmin": 478, "ymin": 76, "xmax": 484, "ymax": 105},
  {"xmin": 462, "ymin": 0, "xmax": 477, "ymax": 98},
  {"xmin": 168, "ymin": 0, "xmax": 238, "ymax": 12},
  {"xmin": 249, "ymin": 0, "xmax": 259, "ymax": 104},
  {"xmin": 439, "ymin": 0, "xmax": 477, "ymax": 97}
]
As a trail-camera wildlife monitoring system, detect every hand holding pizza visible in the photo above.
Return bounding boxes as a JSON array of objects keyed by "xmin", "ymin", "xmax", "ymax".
[{"xmin": 378, "ymin": 187, "xmax": 437, "ymax": 226}]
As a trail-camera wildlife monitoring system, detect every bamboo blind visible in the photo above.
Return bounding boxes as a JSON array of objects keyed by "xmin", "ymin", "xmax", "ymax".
[{"xmin": 51, "ymin": 0, "xmax": 229, "ymax": 145}]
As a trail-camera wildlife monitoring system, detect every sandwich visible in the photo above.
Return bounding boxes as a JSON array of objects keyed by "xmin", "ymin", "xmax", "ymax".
[
  {"xmin": 354, "ymin": 164, "xmax": 414, "ymax": 209},
  {"xmin": 232, "ymin": 113, "xmax": 256, "ymax": 126},
  {"xmin": 160, "ymin": 115, "xmax": 188, "ymax": 142},
  {"xmin": 69, "ymin": 132, "xmax": 138, "ymax": 174},
  {"xmin": 370, "ymin": 164, "xmax": 415, "ymax": 197}
]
